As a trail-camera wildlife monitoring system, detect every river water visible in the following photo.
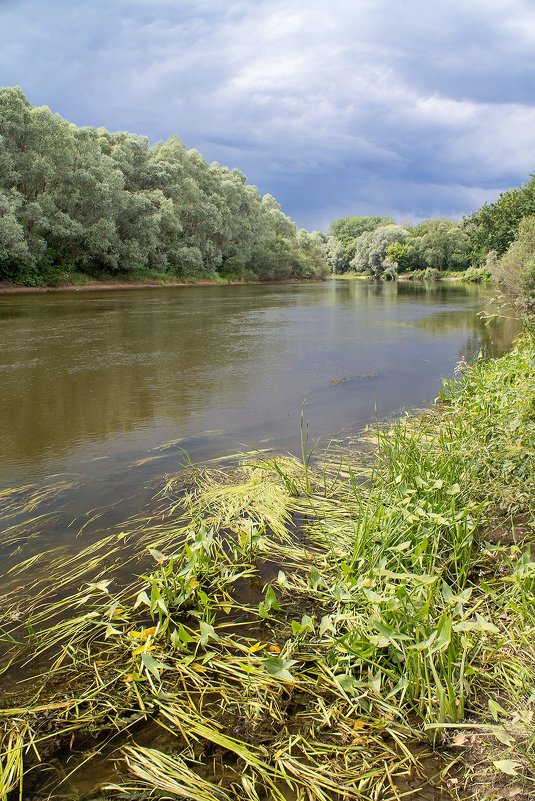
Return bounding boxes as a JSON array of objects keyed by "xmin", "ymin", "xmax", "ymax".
[{"xmin": 0, "ymin": 279, "xmax": 519, "ymax": 566}]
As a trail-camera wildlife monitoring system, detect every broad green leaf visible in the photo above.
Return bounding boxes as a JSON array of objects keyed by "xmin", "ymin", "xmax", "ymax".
[
  {"xmin": 319, "ymin": 615, "xmax": 336, "ymax": 637},
  {"xmin": 199, "ymin": 621, "xmax": 220, "ymax": 646},
  {"xmin": 170, "ymin": 625, "xmax": 195, "ymax": 649},
  {"xmin": 411, "ymin": 630, "xmax": 438, "ymax": 651},
  {"xmin": 141, "ymin": 652, "xmax": 164, "ymax": 681},
  {"xmin": 148, "ymin": 548, "xmax": 167, "ymax": 563},
  {"xmin": 335, "ymin": 673, "xmax": 358, "ymax": 694},
  {"xmin": 475, "ymin": 613, "xmax": 499, "ymax": 633},
  {"xmin": 264, "ymin": 585, "xmax": 280, "ymax": 612},
  {"xmin": 429, "ymin": 614, "xmax": 452, "ymax": 654},
  {"xmin": 493, "ymin": 760, "xmax": 520, "ymax": 776},
  {"xmin": 277, "ymin": 570, "xmax": 288, "ymax": 588},
  {"xmin": 133, "ymin": 590, "xmax": 151, "ymax": 610},
  {"xmin": 488, "ymin": 698, "xmax": 508, "ymax": 721},
  {"xmin": 291, "ymin": 614, "xmax": 315, "ymax": 636},
  {"xmin": 300, "ymin": 614, "xmax": 314, "ymax": 633},
  {"xmin": 262, "ymin": 657, "xmax": 298, "ymax": 682},
  {"xmin": 258, "ymin": 601, "xmax": 270, "ymax": 619},
  {"xmin": 493, "ymin": 729, "xmax": 516, "ymax": 747},
  {"xmin": 391, "ymin": 541, "xmax": 411, "ymax": 552},
  {"xmin": 309, "ymin": 567, "xmax": 322, "ymax": 589}
]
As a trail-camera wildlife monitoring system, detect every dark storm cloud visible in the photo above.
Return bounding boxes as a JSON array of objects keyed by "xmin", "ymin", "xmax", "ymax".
[{"xmin": 1, "ymin": 0, "xmax": 534, "ymax": 229}]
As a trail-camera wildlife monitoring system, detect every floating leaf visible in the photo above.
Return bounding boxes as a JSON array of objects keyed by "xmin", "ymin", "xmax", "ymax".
[
  {"xmin": 86, "ymin": 580, "xmax": 112, "ymax": 594},
  {"xmin": 133, "ymin": 590, "xmax": 151, "ymax": 610}
]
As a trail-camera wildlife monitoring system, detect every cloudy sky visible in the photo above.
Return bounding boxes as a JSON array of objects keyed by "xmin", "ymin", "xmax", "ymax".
[{"xmin": 1, "ymin": 0, "xmax": 535, "ymax": 230}]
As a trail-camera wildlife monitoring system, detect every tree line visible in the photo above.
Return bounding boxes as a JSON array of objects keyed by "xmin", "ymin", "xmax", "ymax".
[
  {"xmin": 324, "ymin": 216, "xmax": 473, "ymax": 279},
  {"xmin": 0, "ymin": 87, "xmax": 327, "ymax": 285},
  {"xmin": 1, "ymin": 85, "xmax": 533, "ymax": 305},
  {"xmin": 324, "ymin": 178, "xmax": 535, "ymax": 306}
]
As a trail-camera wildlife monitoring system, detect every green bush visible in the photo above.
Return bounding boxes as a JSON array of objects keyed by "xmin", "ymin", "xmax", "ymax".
[{"xmin": 463, "ymin": 265, "xmax": 492, "ymax": 283}]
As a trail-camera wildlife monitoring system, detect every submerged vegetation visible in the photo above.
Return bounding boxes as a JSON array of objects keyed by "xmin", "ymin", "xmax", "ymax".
[{"xmin": 0, "ymin": 327, "xmax": 533, "ymax": 800}]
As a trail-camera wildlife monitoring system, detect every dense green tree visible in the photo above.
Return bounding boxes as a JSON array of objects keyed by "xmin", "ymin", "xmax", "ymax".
[
  {"xmin": 323, "ymin": 236, "xmax": 347, "ymax": 273},
  {"xmin": 328, "ymin": 215, "xmax": 394, "ymax": 264},
  {"xmin": 385, "ymin": 241, "xmax": 411, "ymax": 272},
  {"xmin": 0, "ymin": 87, "xmax": 327, "ymax": 285},
  {"xmin": 401, "ymin": 219, "xmax": 472, "ymax": 272},
  {"xmin": 492, "ymin": 215, "xmax": 535, "ymax": 308},
  {"xmin": 329, "ymin": 215, "xmax": 394, "ymax": 244},
  {"xmin": 465, "ymin": 176, "xmax": 535, "ymax": 259},
  {"xmin": 350, "ymin": 224, "xmax": 408, "ymax": 277}
]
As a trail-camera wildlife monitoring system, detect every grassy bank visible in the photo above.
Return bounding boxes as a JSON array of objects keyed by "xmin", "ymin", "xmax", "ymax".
[
  {"xmin": 0, "ymin": 332, "xmax": 533, "ymax": 800},
  {"xmin": 0, "ymin": 275, "xmax": 328, "ymax": 294},
  {"xmin": 0, "ymin": 272, "xmax": 246, "ymax": 294}
]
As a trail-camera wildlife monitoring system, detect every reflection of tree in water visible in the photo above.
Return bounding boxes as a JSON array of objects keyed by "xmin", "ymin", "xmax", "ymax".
[
  {"xmin": 415, "ymin": 304, "xmax": 521, "ymax": 361},
  {"xmin": 459, "ymin": 314, "xmax": 521, "ymax": 362},
  {"xmin": 333, "ymin": 278, "xmax": 480, "ymax": 308}
]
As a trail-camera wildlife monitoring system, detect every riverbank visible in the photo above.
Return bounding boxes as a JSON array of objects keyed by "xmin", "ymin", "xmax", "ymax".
[
  {"xmin": 0, "ymin": 329, "xmax": 533, "ymax": 800},
  {"xmin": 0, "ymin": 268, "xmax": 486, "ymax": 295},
  {"xmin": 0, "ymin": 277, "xmax": 243, "ymax": 294},
  {"xmin": 0, "ymin": 276, "xmax": 330, "ymax": 294}
]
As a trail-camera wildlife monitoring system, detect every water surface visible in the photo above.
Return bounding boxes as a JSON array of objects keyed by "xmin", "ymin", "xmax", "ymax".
[{"xmin": 0, "ymin": 279, "xmax": 519, "ymax": 563}]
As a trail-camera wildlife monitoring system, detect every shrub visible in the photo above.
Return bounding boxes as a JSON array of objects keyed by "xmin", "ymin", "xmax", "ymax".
[{"xmin": 463, "ymin": 266, "xmax": 492, "ymax": 283}]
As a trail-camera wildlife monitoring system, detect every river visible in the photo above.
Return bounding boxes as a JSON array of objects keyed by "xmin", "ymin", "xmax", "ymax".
[{"xmin": 0, "ymin": 279, "xmax": 519, "ymax": 569}]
